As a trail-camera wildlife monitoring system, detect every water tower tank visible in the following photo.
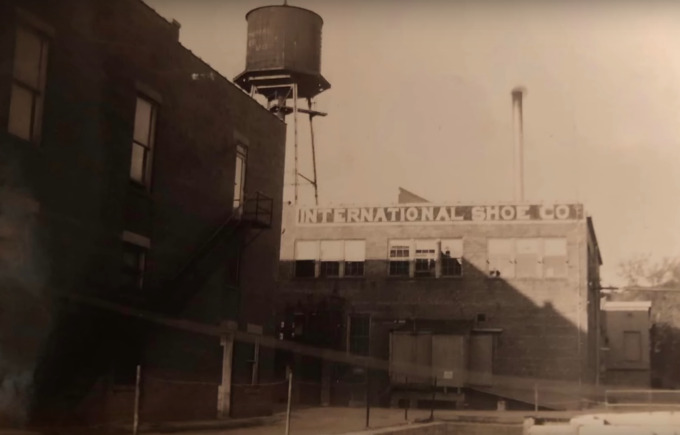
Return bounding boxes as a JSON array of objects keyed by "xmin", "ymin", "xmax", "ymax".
[{"xmin": 234, "ymin": 5, "xmax": 331, "ymax": 100}]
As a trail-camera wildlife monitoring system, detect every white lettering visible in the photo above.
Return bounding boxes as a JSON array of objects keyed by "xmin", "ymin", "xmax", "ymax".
[
  {"xmin": 304, "ymin": 209, "xmax": 316, "ymax": 224},
  {"xmin": 406, "ymin": 207, "xmax": 418, "ymax": 221},
  {"xmin": 360, "ymin": 208, "xmax": 374, "ymax": 223},
  {"xmin": 347, "ymin": 208, "xmax": 360, "ymax": 223},
  {"xmin": 539, "ymin": 205, "xmax": 554, "ymax": 220},
  {"xmin": 486, "ymin": 206, "xmax": 500, "ymax": 220},
  {"xmin": 516, "ymin": 205, "xmax": 530, "ymax": 220},
  {"xmin": 500, "ymin": 206, "xmax": 515, "ymax": 220},
  {"xmin": 320, "ymin": 209, "xmax": 332, "ymax": 223},
  {"xmin": 422, "ymin": 207, "xmax": 434, "ymax": 221},
  {"xmin": 374, "ymin": 208, "xmax": 387, "ymax": 222},
  {"xmin": 435, "ymin": 207, "xmax": 450, "ymax": 221},
  {"xmin": 555, "ymin": 205, "xmax": 570, "ymax": 220},
  {"xmin": 472, "ymin": 206, "xmax": 486, "ymax": 221},
  {"xmin": 450, "ymin": 207, "xmax": 464, "ymax": 221},
  {"xmin": 333, "ymin": 209, "xmax": 346, "ymax": 223},
  {"xmin": 387, "ymin": 207, "xmax": 399, "ymax": 221}
]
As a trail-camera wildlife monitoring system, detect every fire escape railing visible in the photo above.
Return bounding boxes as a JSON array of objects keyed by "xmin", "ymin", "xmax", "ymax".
[
  {"xmin": 240, "ymin": 191, "xmax": 274, "ymax": 229},
  {"xmin": 155, "ymin": 191, "xmax": 274, "ymax": 312}
]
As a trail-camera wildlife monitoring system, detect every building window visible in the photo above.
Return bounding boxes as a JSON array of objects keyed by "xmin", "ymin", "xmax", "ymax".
[
  {"xmin": 233, "ymin": 144, "xmax": 247, "ymax": 212},
  {"xmin": 516, "ymin": 239, "xmax": 542, "ymax": 278},
  {"xmin": 344, "ymin": 240, "xmax": 366, "ymax": 277},
  {"xmin": 8, "ymin": 24, "xmax": 49, "ymax": 143},
  {"xmin": 122, "ymin": 242, "xmax": 146, "ymax": 290},
  {"xmin": 130, "ymin": 96, "xmax": 157, "ymax": 187},
  {"xmin": 295, "ymin": 240, "xmax": 366, "ymax": 278},
  {"xmin": 349, "ymin": 314, "xmax": 370, "ymax": 356},
  {"xmin": 295, "ymin": 240, "xmax": 318, "ymax": 278},
  {"xmin": 543, "ymin": 238, "xmax": 568, "ymax": 278},
  {"xmin": 320, "ymin": 240, "xmax": 343, "ymax": 277},
  {"xmin": 389, "ymin": 240, "xmax": 410, "ymax": 276},
  {"xmin": 488, "ymin": 239, "xmax": 515, "ymax": 278},
  {"xmin": 441, "ymin": 239, "xmax": 463, "ymax": 277},
  {"xmin": 488, "ymin": 238, "xmax": 568, "ymax": 279},
  {"xmin": 623, "ymin": 331, "xmax": 642, "ymax": 362},
  {"xmin": 414, "ymin": 240, "xmax": 437, "ymax": 277}
]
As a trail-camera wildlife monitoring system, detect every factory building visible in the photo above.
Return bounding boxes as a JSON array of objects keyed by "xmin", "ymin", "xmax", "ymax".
[
  {"xmin": 277, "ymin": 189, "xmax": 604, "ymax": 410},
  {"xmin": 0, "ymin": 0, "xmax": 286, "ymax": 427}
]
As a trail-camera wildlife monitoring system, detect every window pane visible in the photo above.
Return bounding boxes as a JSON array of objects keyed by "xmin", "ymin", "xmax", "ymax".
[
  {"xmin": 13, "ymin": 26, "xmax": 43, "ymax": 88},
  {"xmin": 320, "ymin": 261, "xmax": 340, "ymax": 277},
  {"xmin": 414, "ymin": 240, "xmax": 437, "ymax": 251},
  {"xmin": 516, "ymin": 254, "xmax": 541, "ymax": 278},
  {"xmin": 516, "ymin": 239, "xmax": 541, "ymax": 254},
  {"xmin": 129, "ymin": 143, "xmax": 146, "ymax": 183},
  {"xmin": 488, "ymin": 239, "xmax": 514, "ymax": 255},
  {"xmin": 345, "ymin": 240, "xmax": 365, "ymax": 262},
  {"xmin": 345, "ymin": 261, "xmax": 364, "ymax": 277},
  {"xmin": 389, "ymin": 261, "xmax": 409, "ymax": 276},
  {"xmin": 295, "ymin": 260, "xmax": 315, "ymax": 278},
  {"xmin": 233, "ymin": 154, "xmax": 245, "ymax": 205},
  {"xmin": 544, "ymin": 238, "xmax": 567, "ymax": 256},
  {"xmin": 489, "ymin": 254, "xmax": 514, "ymax": 278},
  {"xmin": 295, "ymin": 241, "xmax": 318, "ymax": 260},
  {"xmin": 516, "ymin": 239, "xmax": 541, "ymax": 278},
  {"xmin": 133, "ymin": 97, "xmax": 153, "ymax": 145},
  {"xmin": 415, "ymin": 258, "xmax": 436, "ymax": 277},
  {"xmin": 441, "ymin": 257, "xmax": 462, "ymax": 276},
  {"xmin": 544, "ymin": 257, "xmax": 567, "ymax": 278},
  {"xmin": 320, "ymin": 240, "xmax": 344, "ymax": 261},
  {"xmin": 8, "ymin": 84, "xmax": 33, "ymax": 140},
  {"xmin": 389, "ymin": 240, "xmax": 410, "ymax": 259},
  {"xmin": 441, "ymin": 239, "xmax": 463, "ymax": 258}
]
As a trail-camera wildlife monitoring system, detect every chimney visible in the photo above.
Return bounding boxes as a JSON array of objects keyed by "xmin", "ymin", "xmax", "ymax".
[{"xmin": 512, "ymin": 87, "xmax": 526, "ymax": 202}]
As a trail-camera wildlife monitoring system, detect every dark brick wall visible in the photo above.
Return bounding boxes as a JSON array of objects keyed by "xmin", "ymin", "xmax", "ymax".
[{"xmin": 1, "ymin": 0, "xmax": 285, "ymax": 426}]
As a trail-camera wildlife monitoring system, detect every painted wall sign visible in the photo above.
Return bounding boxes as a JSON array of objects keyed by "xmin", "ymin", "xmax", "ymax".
[{"xmin": 296, "ymin": 204, "xmax": 584, "ymax": 225}]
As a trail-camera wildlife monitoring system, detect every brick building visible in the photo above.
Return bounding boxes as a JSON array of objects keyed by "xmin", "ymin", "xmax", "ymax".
[
  {"xmin": 0, "ymin": 0, "xmax": 285, "ymax": 427},
  {"xmin": 277, "ymin": 190, "xmax": 603, "ymax": 410}
]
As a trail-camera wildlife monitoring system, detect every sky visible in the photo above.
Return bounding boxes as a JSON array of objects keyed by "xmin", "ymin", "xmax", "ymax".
[{"xmin": 144, "ymin": 0, "xmax": 680, "ymax": 286}]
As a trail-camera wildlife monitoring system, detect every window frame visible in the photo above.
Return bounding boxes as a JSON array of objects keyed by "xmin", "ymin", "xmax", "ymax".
[
  {"xmin": 7, "ymin": 19, "xmax": 51, "ymax": 144},
  {"xmin": 233, "ymin": 144, "xmax": 248, "ymax": 213},
  {"xmin": 487, "ymin": 238, "xmax": 568, "ymax": 279},
  {"xmin": 122, "ymin": 242, "xmax": 147, "ymax": 290},
  {"xmin": 130, "ymin": 95, "xmax": 159, "ymax": 189},
  {"xmin": 121, "ymin": 231, "xmax": 150, "ymax": 291},
  {"xmin": 389, "ymin": 238, "xmax": 465, "ymax": 278},
  {"xmin": 294, "ymin": 240, "xmax": 366, "ymax": 279}
]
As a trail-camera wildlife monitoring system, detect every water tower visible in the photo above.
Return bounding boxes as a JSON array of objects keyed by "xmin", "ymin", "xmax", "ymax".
[{"xmin": 234, "ymin": 3, "xmax": 331, "ymax": 205}]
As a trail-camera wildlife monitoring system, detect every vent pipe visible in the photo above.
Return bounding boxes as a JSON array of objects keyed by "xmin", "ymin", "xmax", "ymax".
[{"xmin": 512, "ymin": 87, "xmax": 526, "ymax": 202}]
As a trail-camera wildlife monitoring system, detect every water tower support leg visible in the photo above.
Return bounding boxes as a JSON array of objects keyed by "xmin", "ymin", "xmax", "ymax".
[
  {"xmin": 307, "ymin": 98, "xmax": 319, "ymax": 206},
  {"xmin": 293, "ymin": 83, "xmax": 299, "ymax": 204}
]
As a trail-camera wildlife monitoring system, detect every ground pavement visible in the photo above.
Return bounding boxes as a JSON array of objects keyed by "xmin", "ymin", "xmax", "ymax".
[{"xmin": 144, "ymin": 407, "xmax": 599, "ymax": 435}]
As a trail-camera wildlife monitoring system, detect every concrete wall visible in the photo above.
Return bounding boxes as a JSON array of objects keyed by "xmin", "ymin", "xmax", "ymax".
[{"xmin": 0, "ymin": 0, "xmax": 285, "ymax": 426}]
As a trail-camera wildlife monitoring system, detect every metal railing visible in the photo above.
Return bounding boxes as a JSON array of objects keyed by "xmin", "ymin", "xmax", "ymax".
[{"xmin": 240, "ymin": 191, "xmax": 274, "ymax": 228}]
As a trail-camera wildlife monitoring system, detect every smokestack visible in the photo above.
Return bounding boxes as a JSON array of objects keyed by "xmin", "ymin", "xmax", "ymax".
[{"xmin": 512, "ymin": 86, "xmax": 526, "ymax": 202}]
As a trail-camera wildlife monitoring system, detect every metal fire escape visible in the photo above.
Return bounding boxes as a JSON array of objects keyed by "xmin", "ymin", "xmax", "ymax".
[{"xmin": 153, "ymin": 191, "xmax": 274, "ymax": 315}]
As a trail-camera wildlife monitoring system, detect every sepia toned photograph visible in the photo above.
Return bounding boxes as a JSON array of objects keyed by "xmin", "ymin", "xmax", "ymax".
[{"xmin": 1, "ymin": 0, "xmax": 680, "ymax": 434}]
